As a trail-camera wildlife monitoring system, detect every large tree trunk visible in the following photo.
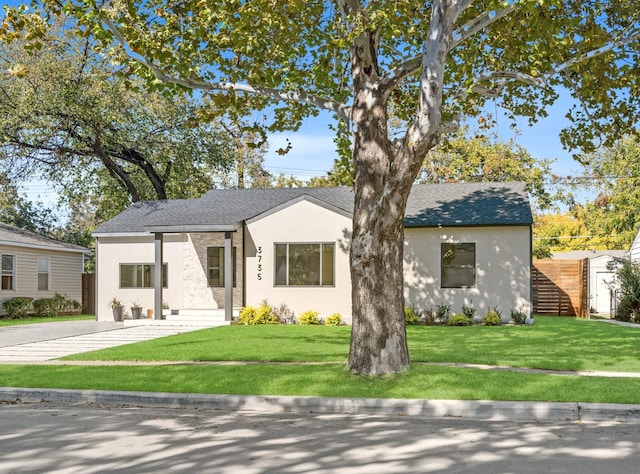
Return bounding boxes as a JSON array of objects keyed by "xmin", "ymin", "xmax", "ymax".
[{"xmin": 346, "ymin": 82, "xmax": 413, "ymax": 376}]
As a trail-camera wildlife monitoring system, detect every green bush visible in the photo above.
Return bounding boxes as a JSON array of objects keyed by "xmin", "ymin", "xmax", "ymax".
[
  {"xmin": 436, "ymin": 304, "xmax": 451, "ymax": 324},
  {"xmin": 510, "ymin": 308, "xmax": 527, "ymax": 325},
  {"xmin": 238, "ymin": 304, "xmax": 280, "ymax": 325},
  {"xmin": 616, "ymin": 262, "xmax": 640, "ymax": 322},
  {"xmin": 461, "ymin": 303, "xmax": 476, "ymax": 320},
  {"xmin": 325, "ymin": 313, "xmax": 343, "ymax": 326},
  {"xmin": 2, "ymin": 297, "xmax": 34, "ymax": 319},
  {"xmin": 298, "ymin": 310, "xmax": 321, "ymax": 325},
  {"xmin": 448, "ymin": 313, "xmax": 471, "ymax": 326},
  {"xmin": 483, "ymin": 311, "xmax": 502, "ymax": 326},
  {"xmin": 404, "ymin": 306, "xmax": 421, "ymax": 325},
  {"xmin": 32, "ymin": 294, "xmax": 81, "ymax": 318}
]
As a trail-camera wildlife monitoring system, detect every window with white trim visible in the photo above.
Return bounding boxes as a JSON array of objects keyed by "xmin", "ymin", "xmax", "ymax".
[
  {"xmin": 1, "ymin": 254, "xmax": 15, "ymax": 291},
  {"xmin": 275, "ymin": 243, "xmax": 334, "ymax": 286},
  {"xmin": 441, "ymin": 243, "xmax": 476, "ymax": 288},
  {"xmin": 37, "ymin": 257, "xmax": 50, "ymax": 291},
  {"xmin": 120, "ymin": 264, "xmax": 168, "ymax": 288}
]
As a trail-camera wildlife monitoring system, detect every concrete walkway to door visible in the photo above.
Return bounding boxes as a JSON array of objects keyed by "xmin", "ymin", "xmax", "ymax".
[{"xmin": 0, "ymin": 321, "xmax": 201, "ymax": 363}]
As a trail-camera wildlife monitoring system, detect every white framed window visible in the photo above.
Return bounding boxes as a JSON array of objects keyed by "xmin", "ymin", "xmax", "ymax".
[
  {"xmin": 274, "ymin": 243, "xmax": 335, "ymax": 287},
  {"xmin": 1, "ymin": 254, "xmax": 15, "ymax": 291},
  {"xmin": 207, "ymin": 247, "xmax": 237, "ymax": 287},
  {"xmin": 119, "ymin": 264, "xmax": 168, "ymax": 288},
  {"xmin": 441, "ymin": 243, "xmax": 476, "ymax": 288},
  {"xmin": 37, "ymin": 257, "xmax": 50, "ymax": 291}
]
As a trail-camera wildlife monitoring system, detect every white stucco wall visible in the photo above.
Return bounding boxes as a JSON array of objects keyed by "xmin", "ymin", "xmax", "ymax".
[
  {"xmin": 245, "ymin": 199, "xmax": 353, "ymax": 321},
  {"xmin": 94, "ymin": 235, "xmax": 186, "ymax": 321},
  {"xmin": 403, "ymin": 226, "xmax": 531, "ymax": 320}
]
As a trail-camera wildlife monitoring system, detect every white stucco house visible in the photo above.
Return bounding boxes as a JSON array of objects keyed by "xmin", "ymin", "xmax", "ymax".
[
  {"xmin": 552, "ymin": 250, "xmax": 630, "ymax": 315},
  {"xmin": 92, "ymin": 182, "xmax": 533, "ymax": 323},
  {"xmin": 0, "ymin": 222, "xmax": 88, "ymax": 315}
]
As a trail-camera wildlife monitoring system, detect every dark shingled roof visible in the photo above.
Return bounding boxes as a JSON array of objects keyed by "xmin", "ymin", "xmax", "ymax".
[
  {"xmin": 0, "ymin": 222, "xmax": 89, "ymax": 252},
  {"xmin": 93, "ymin": 182, "xmax": 532, "ymax": 234}
]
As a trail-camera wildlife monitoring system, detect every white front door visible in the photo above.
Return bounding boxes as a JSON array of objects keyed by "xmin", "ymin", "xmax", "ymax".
[{"xmin": 594, "ymin": 271, "xmax": 616, "ymax": 314}]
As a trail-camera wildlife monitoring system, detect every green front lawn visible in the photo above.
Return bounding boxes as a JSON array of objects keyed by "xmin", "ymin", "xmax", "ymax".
[
  {"xmin": 1, "ymin": 363, "xmax": 639, "ymax": 404},
  {"xmin": 2, "ymin": 316, "xmax": 640, "ymax": 403},
  {"xmin": 0, "ymin": 315, "xmax": 95, "ymax": 326},
  {"xmin": 64, "ymin": 316, "xmax": 640, "ymax": 373}
]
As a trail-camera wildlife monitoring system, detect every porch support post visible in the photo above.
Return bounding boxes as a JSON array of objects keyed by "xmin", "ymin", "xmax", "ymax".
[
  {"xmin": 224, "ymin": 231, "xmax": 233, "ymax": 321},
  {"xmin": 154, "ymin": 232, "xmax": 163, "ymax": 320}
]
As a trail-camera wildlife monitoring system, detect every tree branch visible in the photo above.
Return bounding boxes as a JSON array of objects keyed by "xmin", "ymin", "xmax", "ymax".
[
  {"xmin": 380, "ymin": 3, "xmax": 513, "ymax": 90},
  {"xmin": 101, "ymin": 17, "xmax": 351, "ymax": 122}
]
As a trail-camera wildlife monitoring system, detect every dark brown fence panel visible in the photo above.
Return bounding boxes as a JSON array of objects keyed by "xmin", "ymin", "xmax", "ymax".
[
  {"xmin": 82, "ymin": 273, "xmax": 95, "ymax": 315},
  {"xmin": 533, "ymin": 259, "xmax": 588, "ymax": 318}
]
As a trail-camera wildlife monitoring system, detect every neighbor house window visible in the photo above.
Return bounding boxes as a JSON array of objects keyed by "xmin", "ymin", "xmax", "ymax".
[
  {"xmin": 1, "ymin": 254, "xmax": 15, "ymax": 290},
  {"xmin": 37, "ymin": 257, "xmax": 50, "ymax": 291},
  {"xmin": 207, "ymin": 247, "xmax": 236, "ymax": 287},
  {"xmin": 275, "ymin": 243, "xmax": 334, "ymax": 286},
  {"xmin": 441, "ymin": 243, "xmax": 476, "ymax": 288},
  {"xmin": 120, "ymin": 264, "xmax": 167, "ymax": 288}
]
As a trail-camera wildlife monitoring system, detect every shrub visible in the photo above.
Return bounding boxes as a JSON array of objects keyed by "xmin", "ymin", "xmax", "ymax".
[
  {"xmin": 298, "ymin": 310, "xmax": 321, "ymax": 325},
  {"xmin": 448, "ymin": 313, "xmax": 471, "ymax": 326},
  {"xmin": 325, "ymin": 313, "xmax": 343, "ymax": 326},
  {"xmin": 2, "ymin": 297, "xmax": 34, "ymax": 319},
  {"xmin": 616, "ymin": 262, "xmax": 640, "ymax": 322},
  {"xmin": 461, "ymin": 303, "xmax": 476, "ymax": 320},
  {"xmin": 435, "ymin": 304, "xmax": 451, "ymax": 324},
  {"xmin": 483, "ymin": 311, "xmax": 502, "ymax": 326},
  {"xmin": 423, "ymin": 307, "xmax": 436, "ymax": 325},
  {"xmin": 510, "ymin": 307, "xmax": 527, "ymax": 325},
  {"xmin": 32, "ymin": 294, "xmax": 81, "ymax": 318},
  {"xmin": 404, "ymin": 306, "xmax": 421, "ymax": 325},
  {"xmin": 272, "ymin": 302, "xmax": 296, "ymax": 325},
  {"xmin": 238, "ymin": 304, "xmax": 280, "ymax": 325}
]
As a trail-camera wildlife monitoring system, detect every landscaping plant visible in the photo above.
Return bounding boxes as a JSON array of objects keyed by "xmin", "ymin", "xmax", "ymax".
[
  {"xmin": 448, "ymin": 314, "xmax": 472, "ymax": 326},
  {"xmin": 238, "ymin": 304, "xmax": 279, "ymax": 325},
  {"xmin": 298, "ymin": 310, "xmax": 321, "ymax": 325},
  {"xmin": 615, "ymin": 262, "xmax": 640, "ymax": 322},
  {"xmin": 325, "ymin": 313, "xmax": 343, "ymax": 326},
  {"xmin": 483, "ymin": 311, "xmax": 502, "ymax": 326},
  {"xmin": 404, "ymin": 306, "xmax": 421, "ymax": 325}
]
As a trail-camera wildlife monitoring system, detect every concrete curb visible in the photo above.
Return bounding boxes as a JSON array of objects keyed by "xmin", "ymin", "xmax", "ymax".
[{"xmin": 2, "ymin": 387, "xmax": 640, "ymax": 422}]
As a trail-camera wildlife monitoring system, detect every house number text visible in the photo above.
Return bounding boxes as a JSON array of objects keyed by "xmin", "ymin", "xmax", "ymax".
[{"xmin": 257, "ymin": 246, "xmax": 262, "ymax": 280}]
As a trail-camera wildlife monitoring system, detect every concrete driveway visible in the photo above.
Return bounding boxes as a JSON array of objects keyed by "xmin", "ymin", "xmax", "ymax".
[{"xmin": 0, "ymin": 321, "xmax": 200, "ymax": 362}]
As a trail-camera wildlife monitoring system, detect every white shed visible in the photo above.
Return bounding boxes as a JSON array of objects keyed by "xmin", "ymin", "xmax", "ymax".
[{"xmin": 552, "ymin": 250, "xmax": 630, "ymax": 315}]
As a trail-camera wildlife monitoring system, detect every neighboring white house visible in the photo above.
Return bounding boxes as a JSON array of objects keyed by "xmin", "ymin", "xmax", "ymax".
[
  {"xmin": 92, "ymin": 182, "xmax": 533, "ymax": 323},
  {"xmin": 631, "ymin": 228, "xmax": 640, "ymax": 263},
  {"xmin": 0, "ymin": 222, "xmax": 89, "ymax": 315},
  {"xmin": 552, "ymin": 250, "xmax": 630, "ymax": 315}
]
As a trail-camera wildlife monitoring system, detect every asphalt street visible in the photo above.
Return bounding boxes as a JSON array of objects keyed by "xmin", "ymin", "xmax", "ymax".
[{"xmin": 1, "ymin": 400, "xmax": 640, "ymax": 473}]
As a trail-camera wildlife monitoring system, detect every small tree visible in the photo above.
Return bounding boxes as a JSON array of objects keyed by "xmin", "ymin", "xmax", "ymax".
[{"xmin": 616, "ymin": 263, "xmax": 640, "ymax": 322}]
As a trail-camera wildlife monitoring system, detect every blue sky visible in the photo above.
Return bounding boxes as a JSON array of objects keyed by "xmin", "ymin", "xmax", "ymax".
[{"xmin": 263, "ymin": 94, "xmax": 583, "ymax": 182}]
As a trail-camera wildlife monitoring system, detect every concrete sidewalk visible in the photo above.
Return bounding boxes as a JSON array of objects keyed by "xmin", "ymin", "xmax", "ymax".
[{"xmin": 0, "ymin": 321, "xmax": 202, "ymax": 362}]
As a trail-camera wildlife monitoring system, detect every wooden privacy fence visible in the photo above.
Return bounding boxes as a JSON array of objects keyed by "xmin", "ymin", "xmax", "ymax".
[
  {"xmin": 82, "ymin": 273, "xmax": 95, "ymax": 315},
  {"xmin": 532, "ymin": 259, "xmax": 588, "ymax": 318}
]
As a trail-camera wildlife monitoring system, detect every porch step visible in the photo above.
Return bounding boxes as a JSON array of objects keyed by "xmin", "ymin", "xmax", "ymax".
[{"xmin": 124, "ymin": 309, "xmax": 240, "ymax": 328}]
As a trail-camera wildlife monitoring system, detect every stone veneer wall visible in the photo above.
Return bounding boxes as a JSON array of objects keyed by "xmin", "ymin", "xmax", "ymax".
[{"xmin": 182, "ymin": 229, "xmax": 244, "ymax": 309}]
